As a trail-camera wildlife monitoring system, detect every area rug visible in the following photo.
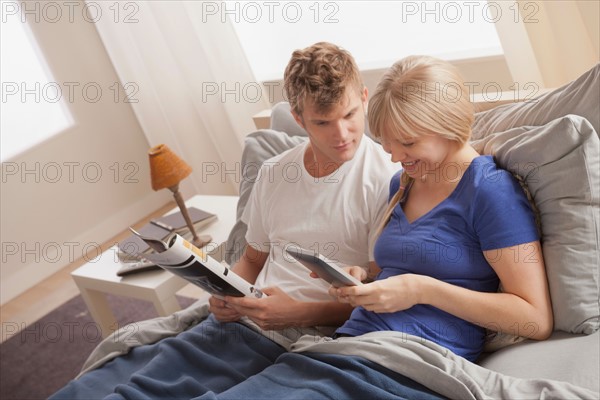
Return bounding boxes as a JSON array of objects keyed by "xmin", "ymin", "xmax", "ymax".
[{"xmin": 0, "ymin": 294, "xmax": 195, "ymax": 400}]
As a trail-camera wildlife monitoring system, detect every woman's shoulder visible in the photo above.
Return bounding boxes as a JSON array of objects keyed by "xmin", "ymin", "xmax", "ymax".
[
  {"xmin": 465, "ymin": 155, "xmax": 526, "ymax": 204},
  {"xmin": 468, "ymin": 155, "xmax": 516, "ymax": 188}
]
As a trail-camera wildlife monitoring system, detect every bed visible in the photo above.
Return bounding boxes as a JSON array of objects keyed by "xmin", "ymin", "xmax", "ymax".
[{"xmin": 72, "ymin": 64, "xmax": 599, "ymax": 399}]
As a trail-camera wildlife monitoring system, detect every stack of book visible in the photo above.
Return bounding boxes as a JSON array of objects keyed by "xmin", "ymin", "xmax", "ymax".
[{"xmin": 116, "ymin": 207, "xmax": 218, "ymax": 276}]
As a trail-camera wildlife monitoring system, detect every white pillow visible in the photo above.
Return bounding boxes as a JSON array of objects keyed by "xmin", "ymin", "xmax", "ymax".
[{"xmin": 471, "ymin": 115, "xmax": 600, "ymax": 334}]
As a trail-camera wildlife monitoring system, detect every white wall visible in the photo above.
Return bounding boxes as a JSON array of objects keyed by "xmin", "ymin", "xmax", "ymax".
[
  {"xmin": 0, "ymin": 2, "xmax": 169, "ymax": 304},
  {"xmin": 262, "ymin": 55, "xmax": 514, "ymax": 106}
]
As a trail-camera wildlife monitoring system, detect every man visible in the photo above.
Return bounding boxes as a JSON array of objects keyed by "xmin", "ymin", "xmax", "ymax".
[
  {"xmin": 210, "ymin": 42, "xmax": 395, "ymax": 333},
  {"xmin": 50, "ymin": 42, "xmax": 397, "ymax": 399}
]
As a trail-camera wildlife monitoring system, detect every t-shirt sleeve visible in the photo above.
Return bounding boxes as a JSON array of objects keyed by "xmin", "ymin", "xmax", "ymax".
[{"xmin": 472, "ymin": 166, "xmax": 540, "ymax": 251}]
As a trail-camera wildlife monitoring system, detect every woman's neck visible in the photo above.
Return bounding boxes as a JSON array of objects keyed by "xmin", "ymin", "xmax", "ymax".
[{"xmin": 417, "ymin": 143, "xmax": 479, "ymax": 190}]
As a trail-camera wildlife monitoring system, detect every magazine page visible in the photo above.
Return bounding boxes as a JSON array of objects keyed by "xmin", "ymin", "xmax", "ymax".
[{"xmin": 141, "ymin": 234, "xmax": 263, "ymax": 299}]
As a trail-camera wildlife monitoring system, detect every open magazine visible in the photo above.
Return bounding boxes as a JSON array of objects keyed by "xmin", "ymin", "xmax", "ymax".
[{"xmin": 129, "ymin": 228, "xmax": 264, "ymax": 299}]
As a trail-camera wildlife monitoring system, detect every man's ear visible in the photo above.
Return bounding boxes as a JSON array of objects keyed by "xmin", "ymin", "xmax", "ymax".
[{"xmin": 361, "ymin": 86, "xmax": 369, "ymax": 106}]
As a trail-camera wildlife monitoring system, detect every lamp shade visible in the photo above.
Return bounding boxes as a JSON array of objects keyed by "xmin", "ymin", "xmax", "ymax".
[{"xmin": 148, "ymin": 144, "xmax": 192, "ymax": 191}]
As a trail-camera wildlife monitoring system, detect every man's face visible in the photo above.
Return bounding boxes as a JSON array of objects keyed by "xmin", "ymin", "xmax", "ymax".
[{"xmin": 293, "ymin": 87, "xmax": 368, "ymax": 169}]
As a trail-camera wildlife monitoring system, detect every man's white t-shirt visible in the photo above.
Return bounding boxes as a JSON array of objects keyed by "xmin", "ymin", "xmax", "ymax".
[{"xmin": 241, "ymin": 135, "xmax": 397, "ymax": 302}]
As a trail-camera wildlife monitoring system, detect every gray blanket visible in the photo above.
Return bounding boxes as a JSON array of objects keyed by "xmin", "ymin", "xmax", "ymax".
[{"xmin": 79, "ymin": 300, "xmax": 598, "ymax": 399}]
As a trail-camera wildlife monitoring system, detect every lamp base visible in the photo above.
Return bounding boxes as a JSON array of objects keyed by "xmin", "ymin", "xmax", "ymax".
[
  {"xmin": 168, "ymin": 184, "xmax": 212, "ymax": 250},
  {"xmin": 192, "ymin": 234, "xmax": 212, "ymax": 249}
]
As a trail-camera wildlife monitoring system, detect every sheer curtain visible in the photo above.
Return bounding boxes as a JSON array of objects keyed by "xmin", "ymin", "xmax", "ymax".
[
  {"xmin": 493, "ymin": 0, "xmax": 598, "ymax": 89},
  {"xmin": 90, "ymin": 1, "xmax": 270, "ymax": 195}
]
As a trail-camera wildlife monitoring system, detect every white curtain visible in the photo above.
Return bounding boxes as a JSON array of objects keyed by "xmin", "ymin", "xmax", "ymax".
[
  {"xmin": 493, "ymin": 0, "xmax": 598, "ymax": 88},
  {"xmin": 90, "ymin": 0, "xmax": 270, "ymax": 196}
]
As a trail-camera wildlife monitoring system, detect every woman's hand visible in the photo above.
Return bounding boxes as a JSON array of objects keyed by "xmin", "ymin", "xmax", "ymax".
[
  {"xmin": 343, "ymin": 265, "xmax": 368, "ymax": 281},
  {"xmin": 330, "ymin": 274, "xmax": 423, "ymax": 313}
]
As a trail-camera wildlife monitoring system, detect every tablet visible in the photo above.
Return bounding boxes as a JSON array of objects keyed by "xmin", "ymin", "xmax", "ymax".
[{"xmin": 286, "ymin": 247, "xmax": 363, "ymax": 287}]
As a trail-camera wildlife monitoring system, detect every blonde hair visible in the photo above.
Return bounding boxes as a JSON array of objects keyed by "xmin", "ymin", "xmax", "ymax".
[
  {"xmin": 284, "ymin": 42, "xmax": 364, "ymax": 116},
  {"xmin": 368, "ymin": 55, "xmax": 475, "ymax": 234}
]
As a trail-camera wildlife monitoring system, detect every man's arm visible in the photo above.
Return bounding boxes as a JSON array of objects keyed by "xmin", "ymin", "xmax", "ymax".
[{"xmin": 231, "ymin": 244, "xmax": 270, "ymax": 284}]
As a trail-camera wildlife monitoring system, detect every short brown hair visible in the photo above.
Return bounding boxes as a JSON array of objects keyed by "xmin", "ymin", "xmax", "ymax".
[{"xmin": 283, "ymin": 42, "xmax": 363, "ymax": 116}]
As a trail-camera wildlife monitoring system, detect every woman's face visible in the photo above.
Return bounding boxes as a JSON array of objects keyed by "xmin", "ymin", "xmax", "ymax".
[{"xmin": 381, "ymin": 129, "xmax": 459, "ymax": 182}]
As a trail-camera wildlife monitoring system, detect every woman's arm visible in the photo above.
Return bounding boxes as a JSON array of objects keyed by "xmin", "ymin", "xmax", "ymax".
[
  {"xmin": 334, "ymin": 241, "xmax": 553, "ymax": 340},
  {"xmin": 421, "ymin": 240, "xmax": 553, "ymax": 339}
]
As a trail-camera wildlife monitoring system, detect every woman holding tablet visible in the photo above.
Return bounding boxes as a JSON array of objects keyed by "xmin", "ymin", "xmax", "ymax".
[{"xmin": 331, "ymin": 55, "xmax": 553, "ymax": 362}]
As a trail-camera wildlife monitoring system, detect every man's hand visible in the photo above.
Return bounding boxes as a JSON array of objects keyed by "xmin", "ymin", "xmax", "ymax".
[
  {"xmin": 224, "ymin": 287, "xmax": 306, "ymax": 330},
  {"xmin": 208, "ymin": 296, "xmax": 242, "ymax": 322}
]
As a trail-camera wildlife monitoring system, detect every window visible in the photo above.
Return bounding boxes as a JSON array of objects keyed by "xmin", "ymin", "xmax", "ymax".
[
  {"xmin": 230, "ymin": 1, "xmax": 503, "ymax": 81},
  {"xmin": 1, "ymin": 16, "xmax": 72, "ymax": 161}
]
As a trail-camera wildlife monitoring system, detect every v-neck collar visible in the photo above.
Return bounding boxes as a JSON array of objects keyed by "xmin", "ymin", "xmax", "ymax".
[{"xmin": 394, "ymin": 158, "xmax": 479, "ymax": 228}]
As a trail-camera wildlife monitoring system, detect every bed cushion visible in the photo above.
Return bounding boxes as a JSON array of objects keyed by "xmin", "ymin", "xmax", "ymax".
[
  {"xmin": 478, "ymin": 331, "xmax": 600, "ymax": 393},
  {"xmin": 270, "ymin": 102, "xmax": 308, "ymax": 137},
  {"xmin": 224, "ymin": 130, "xmax": 307, "ymax": 265},
  {"xmin": 472, "ymin": 63, "xmax": 599, "ymax": 140},
  {"xmin": 471, "ymin": 115, "xmax": 600, "ymax": 334}
]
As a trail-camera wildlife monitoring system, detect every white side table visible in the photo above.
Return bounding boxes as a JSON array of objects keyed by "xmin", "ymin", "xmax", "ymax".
[{"xmin": 71, "ymin": 195, "xmax": 238, "ymax": 338}]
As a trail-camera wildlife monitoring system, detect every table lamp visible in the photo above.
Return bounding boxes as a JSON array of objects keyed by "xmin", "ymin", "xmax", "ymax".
[{"xmin": 148, "ymin": 144, "xmax": 211, "ymax": 248}]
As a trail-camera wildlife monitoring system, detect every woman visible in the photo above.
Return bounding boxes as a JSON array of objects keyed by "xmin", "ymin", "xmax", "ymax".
[{"xmin": 332, "ymin": 55, "xmax": 553, "ymax": 362}]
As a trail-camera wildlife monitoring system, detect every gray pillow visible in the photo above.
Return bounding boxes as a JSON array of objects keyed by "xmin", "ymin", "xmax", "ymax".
[
  {"xmin": 270, "ymin": 102, "xmax": 308, "ymax": 137},
  {"xmin": 224, "ymin": 129, "xmax": 307, "ymax": 265},
  {"xmin": 471, "ymin": 115, "xmax": 600, "ymax": 334},
  {"xmin": 472, "ymin": 63, "xmax": 599, "ymax": 140}
]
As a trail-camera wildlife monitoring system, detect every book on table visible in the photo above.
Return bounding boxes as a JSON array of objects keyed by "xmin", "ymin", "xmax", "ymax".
[
  {"xmin": 127, "ymin": 228, "xmax": 264, "ymax": 299},
  {"xmin": 118, "ymin": 207, "xmax": 218, "ymax": 257}
]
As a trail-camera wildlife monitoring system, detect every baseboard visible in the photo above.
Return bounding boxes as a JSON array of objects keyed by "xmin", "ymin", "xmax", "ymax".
[{"xmin": 0, "ymin": 193, "xmax": 170, "ymax": 305}]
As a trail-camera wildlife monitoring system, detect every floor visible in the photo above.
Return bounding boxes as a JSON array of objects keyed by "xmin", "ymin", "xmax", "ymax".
[{"xmin": 0, "ymin": 201, "xmax": 206, "ymax": 344}]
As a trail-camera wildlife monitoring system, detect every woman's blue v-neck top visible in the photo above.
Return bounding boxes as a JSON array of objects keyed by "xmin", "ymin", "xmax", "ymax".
[{"xmin": 336, "ymin": 155, "xmax": 540, "ymax": 361}]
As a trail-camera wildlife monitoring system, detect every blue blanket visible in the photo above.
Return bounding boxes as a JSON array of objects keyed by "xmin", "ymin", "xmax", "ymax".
[
  {"xmin": 51, "ymin": 301, "xmax": 598, "ymax": 400},
  {"xmin": 51, "ymin": 315, "xmax": 441, "ymax": 400},
  {"xmin": 194, "ymin": 352, "xmax": 444, "ymax": 400}
]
